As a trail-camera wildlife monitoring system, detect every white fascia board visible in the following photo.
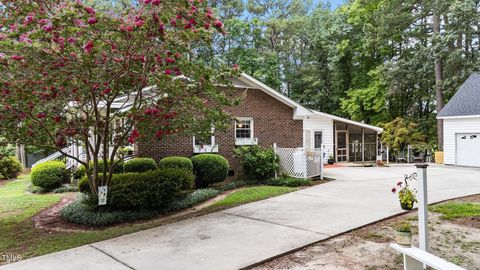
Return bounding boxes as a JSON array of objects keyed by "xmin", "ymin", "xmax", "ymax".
[
  {"xmin": 311, "ymin": 110, "xmax": 384, "ymax": 133},
  {"xmin": 437, "ymin": 114, "xmax": 480, "ymax": 120}
]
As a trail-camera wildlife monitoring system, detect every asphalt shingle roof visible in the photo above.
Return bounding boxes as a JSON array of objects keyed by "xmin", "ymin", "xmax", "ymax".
[{"xmin": 438, "ymin": 73, "xmax": 480, "ymax": 117}]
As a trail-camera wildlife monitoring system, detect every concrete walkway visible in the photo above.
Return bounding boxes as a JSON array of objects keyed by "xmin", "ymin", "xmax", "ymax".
[{"xmin": 2, "ymin": 165, "xmax": 480, "ymax": 270}]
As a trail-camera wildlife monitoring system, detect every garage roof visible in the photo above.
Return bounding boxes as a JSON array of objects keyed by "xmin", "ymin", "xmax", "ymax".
[{"xmin": 438, "ymin": 73, "xmax": 480, "ymax": 119}]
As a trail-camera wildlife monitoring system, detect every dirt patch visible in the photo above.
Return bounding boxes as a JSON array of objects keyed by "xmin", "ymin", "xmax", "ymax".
[
  {"xmin": 31, "ymin": 194, "xmax": 95, "ymax": 232},
  {"xmin": 252, "ymin": 195, "xmax": 480, "ymax": 270},
  {"xmin": 0, "ymin": 180, "xmax": 10, "ymax": 187}
]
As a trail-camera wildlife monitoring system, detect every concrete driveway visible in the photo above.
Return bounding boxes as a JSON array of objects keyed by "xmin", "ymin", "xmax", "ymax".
[{"xmin": 3, "ymin": 165, "xmax": 480, "ymax": 270}]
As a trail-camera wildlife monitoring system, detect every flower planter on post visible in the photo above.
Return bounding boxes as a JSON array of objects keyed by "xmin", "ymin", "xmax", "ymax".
[{"xmin": 391, "ymin": 173, "xmax": 417, "ymax": 211}]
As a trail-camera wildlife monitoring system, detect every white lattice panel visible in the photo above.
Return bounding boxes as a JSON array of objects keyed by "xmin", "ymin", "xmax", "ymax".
[{"xmin": 276, "ymin": 147, "xmax": 322, "ymax": 179}]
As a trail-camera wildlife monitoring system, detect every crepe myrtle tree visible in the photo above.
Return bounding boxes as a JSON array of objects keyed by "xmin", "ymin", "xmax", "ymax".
[{"xmin": 0, "ymin": 0, "xmax": 239, "ymax": 198}]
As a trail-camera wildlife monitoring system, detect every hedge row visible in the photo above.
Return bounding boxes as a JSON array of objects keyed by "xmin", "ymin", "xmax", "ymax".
[{"xmin": 78, "ymin": 168, "xmax": 194, "ymax": 210}]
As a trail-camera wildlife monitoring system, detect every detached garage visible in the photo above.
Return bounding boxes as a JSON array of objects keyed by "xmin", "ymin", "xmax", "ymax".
[{"xmin": 438, "ymin": 73, "xmax": 480, "ymax": 167}]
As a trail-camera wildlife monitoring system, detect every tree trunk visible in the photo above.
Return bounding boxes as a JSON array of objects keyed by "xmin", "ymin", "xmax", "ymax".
[{"xmin": 433, "ymin": 8, "xmax": 444, "ymax": 150}]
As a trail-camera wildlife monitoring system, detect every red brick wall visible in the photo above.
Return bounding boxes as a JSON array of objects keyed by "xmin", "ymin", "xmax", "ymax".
[{"xmin": 136, "ymin": 88, "xmax": 303, "ymax": 176}]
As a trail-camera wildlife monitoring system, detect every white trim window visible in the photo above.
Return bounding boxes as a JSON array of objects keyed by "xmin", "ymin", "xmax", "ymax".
[
  {"xmin": 235, "ymin": 117, "xmax": 257, "ymax": 145},
  {"xmin": 193, "ymin": 127, "xmax": 218, "ymax": 153}
]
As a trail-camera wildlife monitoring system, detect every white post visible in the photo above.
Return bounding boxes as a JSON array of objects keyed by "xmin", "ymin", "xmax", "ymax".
[
  {"xmin": 273, "ymin": 143, "xmax": 278, "ymax": 179},
  {"xmin": 416, "ymin": 164, "xmax": 429, "ymax": 252},
  {"xmin": 320, "ymin": 144, "xmax": 324, "ymax": 180},
  {"xmin": 386, "ymin": 146, "xmax": 389, "ymax": 166}
]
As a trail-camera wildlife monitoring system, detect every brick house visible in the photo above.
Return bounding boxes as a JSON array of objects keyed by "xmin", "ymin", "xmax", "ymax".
[{"xmin": 135, "ymin": 73, "xmax": 383, "ymax": 176}]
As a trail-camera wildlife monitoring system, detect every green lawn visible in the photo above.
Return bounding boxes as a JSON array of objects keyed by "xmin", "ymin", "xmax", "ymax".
[
  {"xmin": 430, "ymin": 202, "xmax": 480, "ymax": 220},
  {"xmin": 0, "ymin": 176, "xmax": 300, "ymax": 262},
  {"xmin": 210, "ymin": 186, "xmax": 298, "ymax": 208}
]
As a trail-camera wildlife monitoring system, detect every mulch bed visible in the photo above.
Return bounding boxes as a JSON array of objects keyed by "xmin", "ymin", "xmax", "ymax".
[{"xmin": 31, "ymin": 194, "xmax": 96, "ymax": 232}]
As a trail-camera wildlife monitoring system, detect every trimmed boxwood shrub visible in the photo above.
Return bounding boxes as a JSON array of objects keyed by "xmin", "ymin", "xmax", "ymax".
[
  {"xmin": 0, "ymin": 156, "xmax": 22, "ymax": 180},
  {"xmin": 191, "ymin": 154, "xmax": 229, "ymax": 188},
  {"xmin": 158, "ymin": 156, "xmax": 193, "ymax": 172},
  {"xmin": 123, "ymin": 158, "xmax": 157, "ymax": 173},
  {"xmin": 78, "ymin": 169, "xmax": 194, "ymax": 210},
  {"xmin": 108, "ymin": 168, "xmax": 194, "ymax": 210},
  {"xmin": 234, "ymin": 145, "xmax": 279, "ymax": 181},
  {"xmin": 74, "ymin": 160, "xmax": 124, "ymax": 179},
  {"xmin": 31, "ymin": 161, "xmax": 67, "ymax": 190}
]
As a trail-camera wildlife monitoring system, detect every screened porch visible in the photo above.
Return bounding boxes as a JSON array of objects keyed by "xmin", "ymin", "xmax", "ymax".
[{"xmin": 334, "ymin": 121, "xmax": 380, "ymax": 163}]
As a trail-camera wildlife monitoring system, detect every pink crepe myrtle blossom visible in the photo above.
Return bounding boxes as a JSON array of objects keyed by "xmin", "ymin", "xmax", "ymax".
[
  {"xmin": 84, "ymin": 40, "xmax": 94, "ymax": 54},
  {"xmin": 42, "ymin": 24, "xmax": 53, "ymax": 32},
  {"xmin": 36, "ymin": 112, "xmax": 47, "ymax": 119},
  {"xmin": 152, "ymin": 0, "xmax": 161, "ymax": 5},
  {"xmin": 128, "ymin": 129, "xmax": 140, "ymax": 144},
  {"xmin": 391, "ymin": 187, "xmax": 397, "ymax": 193},
  {"xmin": 67, "ymin": 37, "xmax": 77, "ymax": 43},
  {"xmin": 213, "ymin": 20, "xmax": 223, "ymax": 28},
  {"xmin": 11, "ymin": 55, "xmax": 24, "ymax": 61},
  {"xmin": 85, "ymin": 6, "xmax": 95, "ymax": 15},
  {"xmin": 24, "ymin": 15, "xmax": 34, "ymax": 25},
  {"xmin": 134, "ymin": 19, "xmax": 144, "ymax": 28},
  {"xmin": 74, "ymin": 19, "xmax": 86, "ymax": 27},
  {"xmin": 87, "ymin": 17, "xmax": 98, "ymax": 24},
  {"xmin": 38, "ymin": 19, "xmax": 50, "ymax": 25},
  {"xmin": 144, "ymin": 0, "xmax": 152, "ymax": 3},
  {"xmin": 0, "ymin": 34, "xmax": 6, "ymax": 40}
]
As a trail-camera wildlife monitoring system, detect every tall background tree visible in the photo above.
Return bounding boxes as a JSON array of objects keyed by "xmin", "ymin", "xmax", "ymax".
[{"xmin": 206, "ymin": 0, "xmax": 479, "ymax": 149}]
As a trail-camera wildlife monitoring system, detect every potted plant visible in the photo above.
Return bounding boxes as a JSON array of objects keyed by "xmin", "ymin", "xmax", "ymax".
[
  {"xmin": 391, "ymin": 173, "xmax": 417, "ymax": 210},
  {"xmin": 395, "ymin": 222, "xmax": 412, "ymax": 246},
  {"xmin": 327, "ymin": 154, "xmax": 334, "ymax": 165}
]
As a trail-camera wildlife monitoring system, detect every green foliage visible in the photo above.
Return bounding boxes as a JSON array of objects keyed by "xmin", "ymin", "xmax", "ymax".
[
  {"xmin": 398, "ymin": 188, "xmax": 416, "ymax": 209},
  {"xmin": 123, "ymin": 158, "xmax": 157, "ymax": 173},
  {"xmin": 0, "ymin": 156, "xmax": 22, "ymax": 180},
  {"xmin": 191, "ymin": 154, "xmax": 229, "ymax": 188},
  {"xmin": 395, "ymin": 222, "xmax": 411, "ymax": 233},
  {"xmin": 53, "ymin": 185, "xmax": 79, "ymax": 193},
  {"xmin": 61, "ymin": 195, "xmax": 158, "ymax": 226},
  {"xmin": 158, "ymin": 156, "xmax": 193, "ymax": 172},
  {"xmin": 340, "ymin": 68, "xmax": 388, "ymax": 124},
  {"xmin": 0, "ymin": 143, "xmax": 16, "ymax": 158},
  {"xmin": 108, "ymin": 169, "xmax": 194, "ymax": 210},
  {"xmin": 221, "ymin": 180, "xmax": 247, "ymax": 191},
  {"xmin": 381, "ymin": 117, "xmax": 426, "ymax": 152},
  {"xmin": 31, "ymin": 161, "xmax": 67, "ymax": 190},
  {"xmin": 75, "ymin": 160, "xmax": 124, "ymax": 179},
  {"xmin": 430, "ymin": 202, "xmax": 480, "ymax": 220},
  {"xmin": 264, "ymin": 177, "xmax": 312, "ymax": 187},
  {"xmin": 78, "ymin": 176, "xmax": 91, "ymax": 194},
  {"xmin": 28, "ymin": 183, "xmax": 78, "ymax": 194},
  {"xmin": 234, "ymin": 145, "xmax": 279, "ymax": 180},
  {"xmin": 168, "ymin": 188, "xmax": 220, "ymax": 211}
]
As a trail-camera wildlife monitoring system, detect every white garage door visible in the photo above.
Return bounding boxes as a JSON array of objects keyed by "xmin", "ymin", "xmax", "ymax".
[{"xmin": 456, "ymin": 133, "xmax": 480, "ymax": 167}]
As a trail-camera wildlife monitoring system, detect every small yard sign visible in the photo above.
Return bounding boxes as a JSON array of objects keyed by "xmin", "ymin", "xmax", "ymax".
[{"xmin": 98, "ymin": 186, "xmax": 108, "ymax": 206}]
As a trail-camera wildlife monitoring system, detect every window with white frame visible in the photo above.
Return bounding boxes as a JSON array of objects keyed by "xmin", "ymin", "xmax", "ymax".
[
  {"xmin": 235, "ymin": 117, "xmax": 256, "ymax": 145},
  {"xmin": 193, "ymin": 126, "xmax": 218, "ymax": 153}
]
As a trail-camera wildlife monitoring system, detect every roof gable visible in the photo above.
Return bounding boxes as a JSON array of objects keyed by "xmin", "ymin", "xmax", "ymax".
[{"xmin": 438, "ymin": 73, "xmax": 480, "ymax": 118}]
